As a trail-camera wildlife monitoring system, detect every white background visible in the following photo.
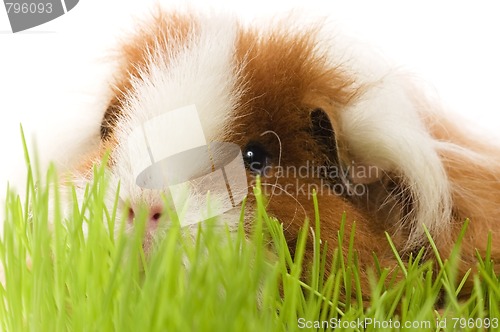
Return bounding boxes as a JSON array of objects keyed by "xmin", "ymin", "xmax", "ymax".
[{"xmin": 1, "ymin": 0, "xmax": 499, "ymax": 194}]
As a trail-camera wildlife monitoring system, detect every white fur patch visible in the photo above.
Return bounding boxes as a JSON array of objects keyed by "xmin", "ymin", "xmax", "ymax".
[{"xmin": 340, "ymin": 74, "xmax": 452, "ymax": 249}]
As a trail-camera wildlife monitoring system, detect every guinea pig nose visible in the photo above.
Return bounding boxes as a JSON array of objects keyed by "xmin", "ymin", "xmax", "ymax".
[{"xmin": 127, "ymin": 205, "xmax": 164, "ymax": 224}]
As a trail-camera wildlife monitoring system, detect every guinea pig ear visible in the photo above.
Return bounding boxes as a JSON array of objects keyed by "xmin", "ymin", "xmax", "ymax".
[
  {"xmin": 310, "ymin": 108, "xmax": 383, "ymax": 185},
  {"xmin": 310, "ymin": 108, "xmax": 340, "ymax": 165}
]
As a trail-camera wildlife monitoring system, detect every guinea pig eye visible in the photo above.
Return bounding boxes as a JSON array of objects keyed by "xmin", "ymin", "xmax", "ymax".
[{"xmin": 243, "ymin": 142, "xmax": 269, "ymax": 174}]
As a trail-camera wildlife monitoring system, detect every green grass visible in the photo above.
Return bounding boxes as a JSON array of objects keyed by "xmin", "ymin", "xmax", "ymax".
[{"xmin": 1, "ymin": 144, "xmax": 499, "ymax": 331}]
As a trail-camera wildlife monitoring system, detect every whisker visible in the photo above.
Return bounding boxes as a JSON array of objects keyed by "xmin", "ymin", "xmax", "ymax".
[
  {"xmin": 259, "ymin": 182, "xmax": 307, "ymax": 234},
  {"xmin": 259, "ymin": 130, "xmax": 283, "ymax": 208}
]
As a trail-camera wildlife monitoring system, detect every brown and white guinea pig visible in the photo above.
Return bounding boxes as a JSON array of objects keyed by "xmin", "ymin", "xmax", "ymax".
[{"xmin": 69, "ymin": 9, "xmax": 500, "ymax": 299}]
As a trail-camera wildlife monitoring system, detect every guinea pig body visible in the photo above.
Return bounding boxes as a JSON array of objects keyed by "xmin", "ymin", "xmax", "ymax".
[{"xmin": 71, "ymin": 10, "xmax": 500, "ymax": 298}]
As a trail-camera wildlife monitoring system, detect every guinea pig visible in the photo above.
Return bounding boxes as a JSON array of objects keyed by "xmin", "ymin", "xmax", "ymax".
[{"xmin": 69, "ymin": 9, "xmax": 500, "ymax": 300}]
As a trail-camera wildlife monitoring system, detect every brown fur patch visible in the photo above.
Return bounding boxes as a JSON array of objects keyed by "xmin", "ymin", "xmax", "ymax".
[{"xmin": 426, "ymin": 111, "xmax": 500, "ymax": 293}]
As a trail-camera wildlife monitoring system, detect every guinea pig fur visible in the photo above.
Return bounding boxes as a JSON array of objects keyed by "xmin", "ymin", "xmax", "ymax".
[{"xmin": 70, "ymin": 10, "xmax": 500, "ymax": 300}]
